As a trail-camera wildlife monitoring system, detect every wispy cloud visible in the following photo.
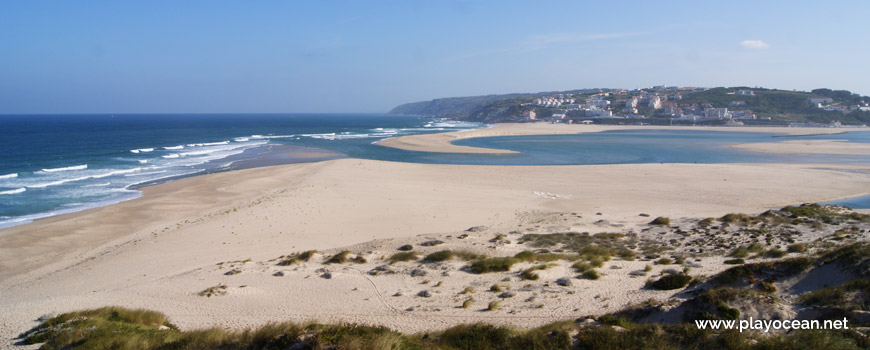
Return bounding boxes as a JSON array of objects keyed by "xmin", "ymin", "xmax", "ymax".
[
  {"xmin": 448, "ymin": 32, "xmax": 639, "ymax": 62},
  {"xmin": 740, "ymin": 40, "xmax": 770, "ymax": 49}
]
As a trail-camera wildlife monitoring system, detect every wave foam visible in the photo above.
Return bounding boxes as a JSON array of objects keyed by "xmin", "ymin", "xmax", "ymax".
[
  {"xmin": 0, "ymin": 187, "xmax": 26, "ymax": 195},
  {"xmin": 28, "ymin": 168, "xmax": 142, "ymax": 188},
  {"xmin": 130, "ymin": 148, "xmax": 154, "ymax": 153},
  {"xmin": 163, "ymin": 154, "xmax": 180, "ymax": 159},
  {"xmin": 0, "ymin": 173, "xmax": 18, "ymax": 179},
  {"xmin": 187, "ymin": 141, "xmax": 230, "ymax": 147},
  {"xmin": 163, "ymin": 145, "xmax": 184, "ymax": 150},
  {"xmin": 251, "ymin": 134, "xmax": 295, "ymax": 139},
  {"xmin": 39, "ymin": 164, "xmax": 88, "ymax": 173}
]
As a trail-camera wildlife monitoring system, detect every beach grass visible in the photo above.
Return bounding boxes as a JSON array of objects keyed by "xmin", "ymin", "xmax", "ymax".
[{"xmin": 21, "ymin": 306, "xmax": 870, "ymax": 350}]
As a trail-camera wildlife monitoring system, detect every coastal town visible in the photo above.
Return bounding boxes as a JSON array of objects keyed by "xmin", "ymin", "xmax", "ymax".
[{"xmin": 502, "ymin": 86, "xmax": 870, "ymax": 127}]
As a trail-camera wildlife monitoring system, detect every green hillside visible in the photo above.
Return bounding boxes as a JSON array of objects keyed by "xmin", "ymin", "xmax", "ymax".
[{"xmin": 391, "ymin": 87, "xmax": 870, "ymax": 125}]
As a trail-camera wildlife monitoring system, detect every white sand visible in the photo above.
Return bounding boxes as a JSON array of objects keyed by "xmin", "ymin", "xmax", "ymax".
[
  {"xmin": 730, "ymin": 139, "xmax": 870, "ymax": 155},
  {"xmin": 2, "ymin": 123, "xmax": 870, "ymax": 346},
  {"xmin": 376, "ymin": 123, "xmax": 869, "ymax": 154}
]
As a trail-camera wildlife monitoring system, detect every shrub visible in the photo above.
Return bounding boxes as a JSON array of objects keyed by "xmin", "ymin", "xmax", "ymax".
[
  {"xmin": 655, "ymin": 258, "xmax": 673, "ymax": 265},
  {"xmin": 277, "ymin": 250, "xmax": 317, "ymax": 266},
  {"xmin": 572, "ymin": 261, "xmax": 592, "ymax": 273},
  {"xmin": 388, "ymin": 251, "xmax": 419, "ymax": 264},
  {"xmin": 520, "ymin": 264, "xmax": 551, "ymax": 280},
  {"xmin": 729, "ymin": 247, "xmax": 749, "ymax": 258},
  {"xmin": 198, "ymin": 284, "xmax": 228, "ymax": 297},
  {"xmin": 460, "ymin": 287, "xmax": 476, "ymax": 294},
  {"xmin": 649, "ymin": 273, "xmax": 692, "ymax": 290},
  {"xmin": 487, "ymin": 301, "xmax": 501, "ymax": 311},
  {"xmin": 649, "ymin": 217, "xmax": 670, "ymax": 226},
  {"xmin": 719, "ymin": 213, "xmax": 753, "ymax": 225},
  {"xmin": 724, "ymin": 258, "xmax": 745, "ymax": 265},
  {"xmin": 514, "ymin": 251, "xmax": 580, "ymax": 263},
  {"xmin": 581, "ymin": 270, "xmax": 600, "ymax": 280},
  {"xmin": 462, "ymin": 298, "xmax": 474, "ymax": 309},
  {"xmin": 787, "ymin": 243, "xmax": 808, "ymax": 253},
  {"xmin": 716, "ymin": 303, "xmax": 741, "ymax": 320},
  {"xmin": 470, "ymin": 257, "xmax": 518, "ymax": 274},
  {"xmin": 424, "ymin": 250, "xmax": 455, "ymax": 262},
  {"xmin": 764, "ymin": 248, "xmax": 787, "ymax": 258},
  {"xmin": 325, "ymin": 251, "xmax": 352, "ymax": 264}
]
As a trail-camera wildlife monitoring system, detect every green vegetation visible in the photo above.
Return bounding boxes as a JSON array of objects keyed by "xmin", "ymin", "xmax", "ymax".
[
  {"xmin": 698, "ymin": 217, "xmax": 715, "ymax": 226},
  {"xmin": 388, "ymin": 251, "xmax": 419, "ymax": 264},
  {"xmin": 276, "ymin": 250, "xmax": 317, "ymax": 266},
  {"xmin": 422, "ymin": 250, "xmax": 484, "ymax": 263},
  {"xmin": 649, "ymin": 273, "xmax": 692, "ymax": 290},
  {"xmin": 324, "ymin": 251, "xmax": 366, "ymax": 264},
  {"xmin": 514, "ymin": 250, "xmax": 581, "ymax": 263},
  {"xmin": 710, "ymin": 257, "xmax": 814, "ymax": 285},
  {"xmin": 719, "ymin": 213, "xmax": 753, "ymax": 225},
  {"xmin": 729, "ymin": 243, "xmax": 765, "ymax": 258},
  {"xmin": 764, "ymin": 248, "xmax": 787, "ymax": 258},
  {"xmin": 572, "ymin": 261, "xmax": 592, "ymax": 273},
  {"xmin": 520, "ymin": 264, "xmax": 553, "ymax": 280},
  {"xmin": 655, "ymin": 257, "xmax": 673, "ymax": 265},
  {"xmin": 581, "ymin": 270, "xmax": 601, "ymax": 280},
  {"xmin": 787, "ymin": 243, "xmax": 808, "ymax": 253},
  {"xmin": 649, "ymin": 217, "xmax": 671, "ymax": 226},
  {"xmin": 817, "ymin": 242, "xmax": 870, "ymax": 265},
  {"xmin": 487, "ymin": 301, "xmax": 501, "ymax": 311},
  {"xmin": 462, "ymin": 298, "xmax": 474, "ymax": 309},
  {"xmin": 424, "ymin": 250, "xmax": 456, "ymax": 262},
  {"xmin": 799, "ymin": 278, "xmax": 870, "ymax": 311},
  {"xmin": 392, "ymin": 86, "xmax": 870, "ymax": 125},
  {"xmin": 197, "ymin": 284, "xmax": 227, "ymax": 297},
  {"xmin": 724, "ymin": 258, "xmax": 745, "ymax": 265},
  {"xmin": 21, "ymin": 306, "xmax": 870, "ymax": 350},
  {"xmin": 470, "ymin": 257, "xmax": 518, "ymax": 274}
]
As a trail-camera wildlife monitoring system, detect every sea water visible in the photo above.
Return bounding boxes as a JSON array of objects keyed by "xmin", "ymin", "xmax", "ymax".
[
  {"xmin": 0, "ymin": 114, "xmax": 482, "ymax": 228},
  {"xmin": 1, "ymin": 114, "xmax": 869, "ymax": 228}
]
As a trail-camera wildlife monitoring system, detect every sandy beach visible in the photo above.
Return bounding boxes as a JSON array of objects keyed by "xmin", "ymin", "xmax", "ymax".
[
  {"xmin": 2, "ymin": 125, "xmax": 870, "ymax": 347},
  {"xmin": 375, "ymin": 123, "xmax": 869, "ymax": 154}
]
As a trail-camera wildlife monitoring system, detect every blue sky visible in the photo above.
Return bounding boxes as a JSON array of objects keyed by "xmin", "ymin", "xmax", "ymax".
[{"xmin": 1, "ymin": 1, "xmax": 868, "ymax": 113}]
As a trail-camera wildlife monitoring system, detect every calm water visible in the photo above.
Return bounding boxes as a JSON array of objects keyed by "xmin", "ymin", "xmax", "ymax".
[{"xmin": 1, "ymin": 114, "xmax": 868, "ymax": 228}]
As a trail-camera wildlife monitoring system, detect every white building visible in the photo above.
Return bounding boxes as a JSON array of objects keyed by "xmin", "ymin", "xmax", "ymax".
[
  {"xmin": 523, "ymin": 110, "xmax": 536, "ymax": 120},
  {"xmin": 704, "ymin": 107, "xmax": 730, "ymax": 119},
  {"xmin": 736, "ymin": 89, "xmax": 755, "ymax": 96},
  {"xmin": 648, "ymin": 96, "xmax": 662, "ymax": 109},
  {"xmin": 809, "ymin": 97, "xmax": 834, "ymax": 104}
]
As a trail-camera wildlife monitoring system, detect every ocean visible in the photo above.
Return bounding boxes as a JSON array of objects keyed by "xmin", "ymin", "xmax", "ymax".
[
  {"xmin": 1, "ymin": 114, "xmax": 869, "ymax": 228},
  {"xmin": 0, "ymin": 114, "xmax": 482, "ymax": 228}
]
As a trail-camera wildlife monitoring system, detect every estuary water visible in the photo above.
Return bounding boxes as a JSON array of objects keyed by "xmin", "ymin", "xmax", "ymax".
[{"xmin": 1, "ymin": 114, "xmax": 868, "ymax": 228}]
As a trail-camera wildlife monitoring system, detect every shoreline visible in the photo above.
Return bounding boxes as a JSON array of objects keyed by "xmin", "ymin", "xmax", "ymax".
[
  {"xmin": 2, "ymin": 158, "xmax": 870, "ymax": 341},
  {"xmin": 375, "ymin": 123, "xmax": 869, "ymax": 154},
  {"xmin": 2, "ymin": 123, "xmax": 870, "ymax": 345}
]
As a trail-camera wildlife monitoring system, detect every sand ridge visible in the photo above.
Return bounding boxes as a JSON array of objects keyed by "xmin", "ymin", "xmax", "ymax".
[{"xmin": 375, "ymin": 123, "xmax": 869, "ymax": 154}]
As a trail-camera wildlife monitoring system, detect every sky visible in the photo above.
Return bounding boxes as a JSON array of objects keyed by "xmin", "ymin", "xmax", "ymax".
[{"xmin": 1, "ymin": 0, "xmax": 868, "ymax": 114}]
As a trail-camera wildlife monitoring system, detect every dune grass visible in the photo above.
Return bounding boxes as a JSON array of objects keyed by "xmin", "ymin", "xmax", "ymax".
[
  {"xmin": 22, "ymin": 306, "xmax": 870, "ymax": 350},
  {"xmin": 388, "ymin": 251, "xmax": 420, "ymax": 264},
  {"xmin": 276, "ymin": 250, "xmax": 317, "ymax": 266}
]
